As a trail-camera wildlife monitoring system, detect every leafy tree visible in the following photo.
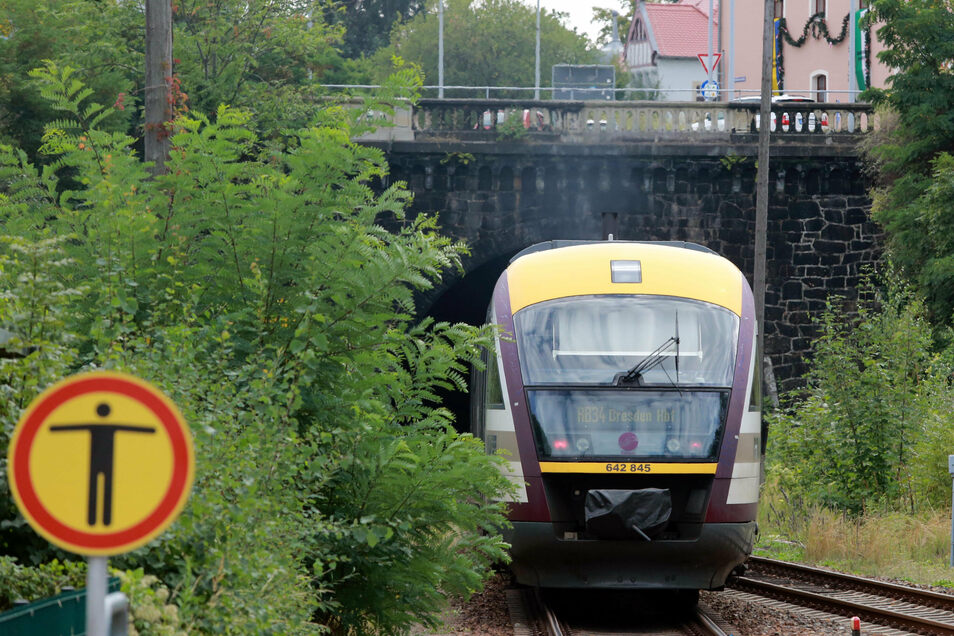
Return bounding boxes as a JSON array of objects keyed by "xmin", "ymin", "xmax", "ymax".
[
  {"xmin": 0, "ymin": 0, "xmax": 371, "ymax": 157},
  {"xmin": 592, "ymin": 2, "xmax": 636, "ymax": 48},
  {"xmin": 376, "ymin": 0, "xmax": 597, "ymax": 96},
  {"xmin": 172, "ymin": 0, "xmax": 360, "ymax": 131},
  {"xmin": 0, "ymin": 0, "xmax": 138, "ymax": 159},
  {"xmin": 768, "ymin": 275, "xmax": 954, "ymax": 515},
  {"xmin": 324, "ymin": 0, "xmax": 428, "ymax": 58},
  {"xmin": 591, "ymin": 1, "xmax": 678, "ymax": 48},
  {"xmin": 862, "ymin": 0, "xmax": 954, "ymax": 326},
  {"xmin": 0, "ymin": 63, "xmax": 512, "ymax": 633}
]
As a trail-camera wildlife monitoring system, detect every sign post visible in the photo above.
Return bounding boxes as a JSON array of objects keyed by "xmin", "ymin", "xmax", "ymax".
[
  {"xmin": 949, "ymin": 455, "xmax": 954, "ymax": 567},
  {"xmin": 7, "ymin": 371, "xmax": 194, "ymax": 636}
]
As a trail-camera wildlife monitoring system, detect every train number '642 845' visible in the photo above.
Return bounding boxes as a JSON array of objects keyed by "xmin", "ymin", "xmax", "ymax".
[{"xmin": 605, "ymin": 463, "xmax": 652, "ymax": 473}]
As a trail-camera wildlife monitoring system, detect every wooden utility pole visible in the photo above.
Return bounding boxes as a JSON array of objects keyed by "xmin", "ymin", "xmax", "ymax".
[
  {"xmin": 754, "ymin": 0, "xmax": 772, "ymax": 367},
  {"xmin": 145, "ymin": 0, "xmax": 172, "ymax": 175}
]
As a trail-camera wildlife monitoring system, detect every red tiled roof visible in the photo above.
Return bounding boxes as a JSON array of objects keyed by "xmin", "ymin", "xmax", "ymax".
[
  {"xmin": 682, "ymin": 0, "xmax": 719, "ymax": 19},
  {"xmin": 645, "ymin": 2, "xmax": 719, "ymax": 59}
]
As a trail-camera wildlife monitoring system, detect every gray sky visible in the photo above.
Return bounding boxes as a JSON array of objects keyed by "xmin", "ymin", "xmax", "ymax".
[{"xmin": 537, "ymin": 0, "xmax": 630, "ymax": 43}]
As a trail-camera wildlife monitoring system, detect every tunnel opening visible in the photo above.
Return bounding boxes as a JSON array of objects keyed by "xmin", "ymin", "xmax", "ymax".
[{"xmin": 422, "ymin": 252, "xmax": 517, "ymax": 432}]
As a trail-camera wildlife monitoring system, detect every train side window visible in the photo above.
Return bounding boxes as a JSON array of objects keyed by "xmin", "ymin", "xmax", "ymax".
[
  {"xmin": 486, "ymin": 346, "xmax": 505, "ymax": 409},
  {"xmin": 749, "ymin": 335, "xmax": 762, "ymax": 411}
]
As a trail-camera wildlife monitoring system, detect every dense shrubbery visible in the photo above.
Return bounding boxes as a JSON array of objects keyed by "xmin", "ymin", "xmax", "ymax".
[
  {"xmin": 0, "ymin": 556, "xmax": 86, "ymax": 610},
  {"xmin": 767, "ymin": 275, "xmax": 954, "ymax": 515},
  {"xmin": 0, "ymin": 62, "xmax": 512, "ymax": 634},
  {"xmin": 864, "ymin": 0, "xmax": 954, "ymax": 328}
]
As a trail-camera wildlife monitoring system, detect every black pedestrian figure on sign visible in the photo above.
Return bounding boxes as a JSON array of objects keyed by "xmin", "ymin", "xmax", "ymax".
[{"xmin": 50, "ymin": 402, "xmax": 155, "ymax": 526}]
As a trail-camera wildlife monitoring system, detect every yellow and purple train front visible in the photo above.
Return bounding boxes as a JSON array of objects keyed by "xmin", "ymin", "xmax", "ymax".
[{"xmin": 471, "ymin": 240, "xmax": 761, "ymax": 589}]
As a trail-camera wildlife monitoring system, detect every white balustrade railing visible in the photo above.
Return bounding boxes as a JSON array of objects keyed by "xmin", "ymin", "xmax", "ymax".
[{"xmin": 351, "ymin": 98, "xmax": 876, "ymax": 143}]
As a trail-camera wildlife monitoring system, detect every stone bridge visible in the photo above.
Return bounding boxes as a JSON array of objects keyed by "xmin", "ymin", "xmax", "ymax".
[{"xmin": 361, "ymin": 99, "xmax": 882, "ymax": 392}]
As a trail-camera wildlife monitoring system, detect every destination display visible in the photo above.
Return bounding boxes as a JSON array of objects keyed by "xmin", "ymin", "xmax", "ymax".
[{"xmin": 527, "ymin": 389, "xmax": 728, "ymax": 461}]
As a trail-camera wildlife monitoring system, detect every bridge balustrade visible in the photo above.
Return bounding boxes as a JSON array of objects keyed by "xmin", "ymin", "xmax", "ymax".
[{"xmin": 354, "ymin": 99, "xmax": 877, "ymax": 143}]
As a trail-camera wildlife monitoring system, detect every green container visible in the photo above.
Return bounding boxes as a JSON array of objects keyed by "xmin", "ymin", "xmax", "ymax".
[{"xmin": 0, "ymin": 577, "xmax": 120, "ymax": 636}]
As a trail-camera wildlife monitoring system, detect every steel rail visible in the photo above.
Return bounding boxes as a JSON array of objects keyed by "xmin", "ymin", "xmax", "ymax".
[
  {"xmin": 747, "ymin": 556, "xmax": 954, "ymax": 611},
  {"xmin": 534, "ymin": 593, "xmax": 728, "ymax": 636},
  {"xmin": 691, "ymin": 605, "xmax": 731, "ymax": 636},
  {"xmin": 732, "ymin": 567, "xmax": 954, "ymax": 635},
  {"xmin": 537, "ymin": 588, "xmax": 564, "ymax": 636}
]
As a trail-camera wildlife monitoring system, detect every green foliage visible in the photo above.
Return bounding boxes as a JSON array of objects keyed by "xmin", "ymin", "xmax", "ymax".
[
  {"xmin": 591, "ymin": 1, "xmax": 681, "ymax": 49},
  {"xmin": 0, "ymin": 557, "xmax": 86, "ymax": 610},
  {"xmin": 1, "ymin": 0, "xmax": 375, "ymax": 157},
  {"xmin": 117, "ymin": 568, "xmax": 186, "ymax": 636},
  {"xmin": 0, "ymin": 234, "xmax": 84, "ymax": 562},
  {"xmin": 376, "ymin": 0, "xmax": 597, "ymax": 97},
  {"xmin": 719, "ymin": 154, "xmax": 747, "ymax": 171},
  {"xmin": 591, "ymin": 4, "xmax": 632, "ymax": 48},
  {"xmin": 323, "ymin": 0, "xmax": 427, "ymax": 59},
  {"xmin": 0, "ymin": 0, "xmax": 138, "ymax": 159},
  {"xmin": 625, "ymin": 67, "xmax": 662, "ymax": 101},
  {"xmin": 861, "ymin": 1, "xmax": 954, "ymax": 326},
  {"xmin": 441, "ymin": 151, "xmax": 475, "ymax": 165},
  {"xmin": 172, "ymin": 0, "xmax": 357, "ymax": 132},
  {"xmin": 0, "ymin": 65, "xmax": 513, "ymax": 634},
  {"xmin": 496, "ymin": 111, "xmax": 528, "ymax": 140},
  {"xmin": 767, "ymin": 274, "xmax": 954, "ymax": 514}
]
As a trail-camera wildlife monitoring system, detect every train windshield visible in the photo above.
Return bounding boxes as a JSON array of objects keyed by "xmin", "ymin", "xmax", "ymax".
[
  {"xmin": 514, "ymin": 295, "xmax": 739, "ymax": 387},
  {"xmin": 527, "ymin": 389, "xmax": 728, "ymax": 460}
]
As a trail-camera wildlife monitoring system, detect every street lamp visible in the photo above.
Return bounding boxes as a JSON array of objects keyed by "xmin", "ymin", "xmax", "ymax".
[
  {"xmin": 438, "ymin": 0, "xmax": 445, "ymax": 98},
  {"xmin": 535, "ymin": 0, "xmax": 541, "ymax": 100}
]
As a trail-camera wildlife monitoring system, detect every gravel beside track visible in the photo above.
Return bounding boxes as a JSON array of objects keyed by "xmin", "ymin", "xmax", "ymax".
[{"xmin": 414, "ymin": 568, "xmax": 954, "ymax": 635}]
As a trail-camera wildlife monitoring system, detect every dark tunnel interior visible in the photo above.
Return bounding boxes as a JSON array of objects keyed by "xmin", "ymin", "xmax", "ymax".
[{"xmin": 422, "ymin": 252, "xmax": 517, "ymax": 433}]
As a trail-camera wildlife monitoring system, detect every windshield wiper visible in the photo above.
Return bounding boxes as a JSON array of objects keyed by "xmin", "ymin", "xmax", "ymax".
[{"xmin": 615, "ymin": 336, "xmax": 679, "ymax": 386}]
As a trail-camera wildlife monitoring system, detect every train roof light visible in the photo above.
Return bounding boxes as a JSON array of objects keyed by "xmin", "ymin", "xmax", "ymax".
[{"xmin": 611, "ymin": 260, "xmax": 642, "ymax": 283}]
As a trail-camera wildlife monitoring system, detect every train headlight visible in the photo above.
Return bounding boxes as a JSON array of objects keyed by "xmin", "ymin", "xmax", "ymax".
[
  {"xmin": 575, "ymin": 437, "xmax": 591, "ymax": 453},
  {"xmin": 611, "ymin": 260, "xmax": 642, "ymax": 283},
  {"xmin": 666, "ymin": 438, "xmax": 681, "ymax": 453}
]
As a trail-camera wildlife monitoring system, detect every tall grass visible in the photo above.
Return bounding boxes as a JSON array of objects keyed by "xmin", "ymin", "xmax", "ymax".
[{"xmin": 756, "ymin": 474, "xmax": 954, "ymax": 586}]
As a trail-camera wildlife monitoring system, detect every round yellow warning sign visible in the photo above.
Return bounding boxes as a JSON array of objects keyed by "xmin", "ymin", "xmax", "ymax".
[{"xmin": 7, "ymin": 371, "xmax": 194, "ymax": 556}]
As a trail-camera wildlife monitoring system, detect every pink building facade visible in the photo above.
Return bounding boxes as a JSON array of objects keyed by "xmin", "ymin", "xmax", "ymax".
[
  {"xmin": 723, "ymin": 0, "xmax": 890, "ymax": 102},
  {"xmin": 624, "ymin": 0, "xmax": 891, "ymax": 102}
]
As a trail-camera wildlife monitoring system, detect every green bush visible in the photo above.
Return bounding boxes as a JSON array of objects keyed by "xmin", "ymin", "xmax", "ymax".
[
  {"xmin": 496, "ymin": 111, "xmax": 528, "ymax": 140},
  {"xmin": 117, "ymin": 568, "xmax": 186, "ymax": 636},
  {"xmin": 768, "ymin": 273, "xmax": 954, "ymax": 514},
  {"xmin": 0, "ymin": 557, "xmax": 86, "ymax": 610},
  {"xmin": 0, "ymin": 62, "xmax": 512, "ymax": 634}
]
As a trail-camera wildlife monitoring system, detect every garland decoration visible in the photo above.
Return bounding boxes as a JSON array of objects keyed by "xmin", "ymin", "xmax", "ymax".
[
  {"xmin": 864, "ymin": 22, "xmax": 871, "ymax": 88},
  {"xmin": 775, "ymin": 13, "xmax": 851, "ymax": 92},
  {"xmin": 779, "ymin": 12, "xmax": 850, "ymax": 47}
]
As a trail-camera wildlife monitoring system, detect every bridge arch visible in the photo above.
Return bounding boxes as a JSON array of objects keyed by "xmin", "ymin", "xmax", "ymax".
[{"xmin": 382, "ymin": 130, "xmax": 878, "ymax": 393}]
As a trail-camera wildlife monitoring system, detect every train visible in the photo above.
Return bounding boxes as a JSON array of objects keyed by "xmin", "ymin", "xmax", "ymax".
[{"xmin": 471, "ymin": 240, "xmax": 762, "ymax": 592}]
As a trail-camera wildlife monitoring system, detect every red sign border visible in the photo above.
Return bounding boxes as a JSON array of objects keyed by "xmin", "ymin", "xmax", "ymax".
[
  {"xmin": 697, "ymin": 52, "xmax": 723, "ymax": 75},
  {"xmin": 8, "ymin": 372, "xmax": 193, "ymax": 555}
]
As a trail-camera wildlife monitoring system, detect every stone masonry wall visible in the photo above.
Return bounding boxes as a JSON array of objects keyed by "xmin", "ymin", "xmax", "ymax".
[{"xmin": 383, "ymin": 145, "xmax": 881, "ymax": 393}]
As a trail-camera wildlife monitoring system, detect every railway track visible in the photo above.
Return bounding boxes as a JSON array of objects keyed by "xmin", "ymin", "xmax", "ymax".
[
  {"xmin": 516, "ymin": 587, "xmax": 732, "ymax": 636},
  {"xmin": 728, "ymin": 555, "xmax": 954, "ymax": 635}
]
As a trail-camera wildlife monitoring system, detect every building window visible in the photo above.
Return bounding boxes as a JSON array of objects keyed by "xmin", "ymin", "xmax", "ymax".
[
  {"xmin": 812, "ymin": 0, "xmax": 825, "ymax": 17},
  {"xmin": 812, "ymin": 73, "xmax": 828, "ymax": 102},
  {"xmin": 633, "ymin": 19, "xmax": 646, "ymax": 42}
]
